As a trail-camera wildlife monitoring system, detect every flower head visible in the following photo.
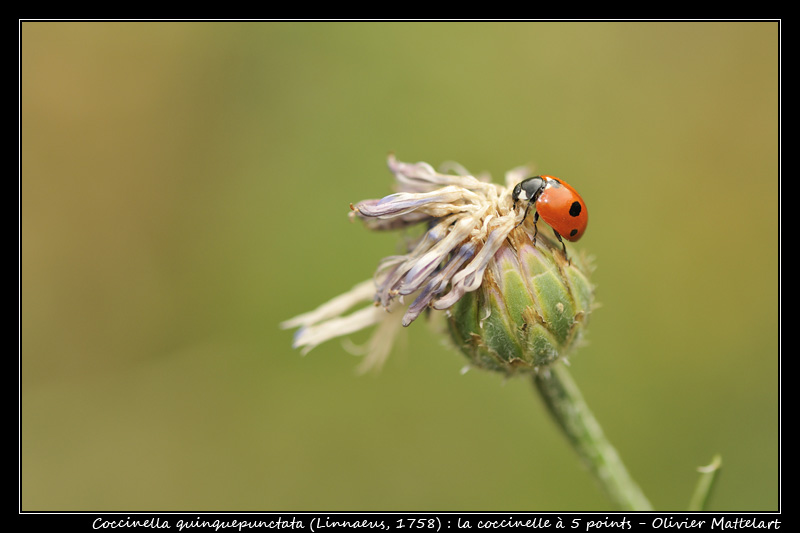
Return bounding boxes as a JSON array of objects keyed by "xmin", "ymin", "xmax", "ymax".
[{"xmin": 282, "ymin": 154, "xmax": 594, "ymax": 374}]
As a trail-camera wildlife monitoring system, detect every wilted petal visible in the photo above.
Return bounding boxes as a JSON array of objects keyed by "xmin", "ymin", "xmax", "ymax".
[
  {"xmin": 350, "ymin": 205, "xmax": 432, "ymax": 230},
  {"xmin": 402, "ymin": 242, "xmax": 476, "ymax": 326},
  {"xmin": 433, "ymin": 217, "xmax": 517, "ymax": 309},
  {"xmin": 281, "ymin": 279, "xmax": 375, "ymax": 329},
  {"xmin": 374, "ymin": 221, "xmax": 455, "ymax": 306},
  {"xmin": 388, "ymin": 153, "xmax": 491, "ymax": 193},
  {"xmin": 398, "ymin": 216, "xmax": 475, "ymax": 295},
  {"xmin": 354, "ymin": 187, "xmax": 481, "ymax": 219},
  {"xmin": 290, "ymin": 305, "xmax": 385, "ymax": 356}
]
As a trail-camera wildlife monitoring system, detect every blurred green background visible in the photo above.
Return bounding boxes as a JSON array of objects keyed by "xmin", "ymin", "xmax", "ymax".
[{"xmin": 21, "ymin": 21, "xmax": 779, "ymax": 511}]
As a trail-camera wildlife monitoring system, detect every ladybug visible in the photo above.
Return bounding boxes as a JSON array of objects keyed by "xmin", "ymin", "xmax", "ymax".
[{"xmin": 512, "ymin": 175, "xmax": 588, "ymax": 253}]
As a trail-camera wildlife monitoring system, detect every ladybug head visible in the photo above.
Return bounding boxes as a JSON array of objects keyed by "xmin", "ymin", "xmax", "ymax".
[{"xmin": 512, "ymin": 176, "xmax": 545, "ymax": 207}]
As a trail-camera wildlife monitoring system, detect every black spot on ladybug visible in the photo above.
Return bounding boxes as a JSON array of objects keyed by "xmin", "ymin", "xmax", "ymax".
[
  {"xmin": 570, "ymin": 229, "xmax": 578, "ymax": 237},
  {"xmin": 569, "ymin": 201, "xmax": 582, "ymax": 217}
]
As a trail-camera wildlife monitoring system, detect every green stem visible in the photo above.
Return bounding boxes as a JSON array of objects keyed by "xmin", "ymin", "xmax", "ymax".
[
  {"xmin": 688, "ymin": 454, "xmax": 722, "ymax": 511},
  {"xmin": 533, "ymin": 361, "xmax": 654, "ymax": 511}
]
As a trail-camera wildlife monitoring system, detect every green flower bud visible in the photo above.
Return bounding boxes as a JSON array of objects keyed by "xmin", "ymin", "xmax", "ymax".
[{"xmin": 447, "ymin": 230, "xmax": 594, "ymax": 374}]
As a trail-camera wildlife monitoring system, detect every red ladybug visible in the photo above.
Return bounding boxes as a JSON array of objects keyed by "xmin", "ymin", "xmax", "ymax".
[{"xmin": 512, "ymin": 175, "xmax": 588, "ymax": 252}]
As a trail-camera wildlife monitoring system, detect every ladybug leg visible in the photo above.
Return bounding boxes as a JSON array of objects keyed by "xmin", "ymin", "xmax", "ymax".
[
  {"xmin": 531, "ymin": 211, "xmax": 540, "ymax": 243},
  {"xmin": 514, "ymin": 201, "xmax": 534, "ymax": 229},
  {"xmin": 552, "ymin": 229, "xmax": 570, "ymax": 261}
]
